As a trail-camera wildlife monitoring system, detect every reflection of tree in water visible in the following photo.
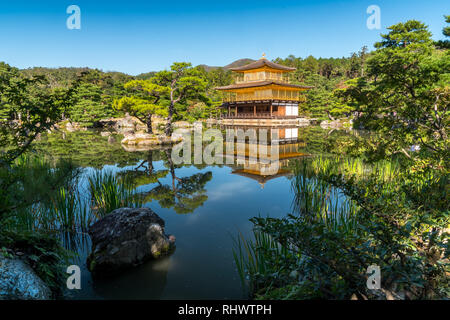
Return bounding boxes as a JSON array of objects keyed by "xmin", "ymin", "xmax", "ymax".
[
  {"xmin": 120, "ymin": 149, "xmax": 213, "ymax": 214},
  {"xmin": 35, "ymin": 130, "xmax": 148, "ymax": 169}
]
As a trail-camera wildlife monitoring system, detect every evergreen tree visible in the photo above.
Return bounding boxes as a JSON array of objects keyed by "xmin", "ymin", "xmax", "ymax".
[{"xmin": 114, "ymin": 80, "xmax": 168, "ymax": 133}]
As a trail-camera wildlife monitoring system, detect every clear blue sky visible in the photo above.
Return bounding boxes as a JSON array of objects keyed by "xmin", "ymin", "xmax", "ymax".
[{"xmin": 0, "ymin": 0, "xmax": 448, "ymax": 75}]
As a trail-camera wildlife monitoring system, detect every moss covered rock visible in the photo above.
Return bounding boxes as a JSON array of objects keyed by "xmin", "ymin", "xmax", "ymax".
[{"xmin": 87, "ymin": 207, "xmax": 176, "ymax": 278}]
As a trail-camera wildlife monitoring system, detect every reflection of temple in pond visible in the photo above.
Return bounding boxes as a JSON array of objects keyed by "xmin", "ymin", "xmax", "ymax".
[{"xmin": 222, "ymin": 126, "xmax": 307, "ymax": 188}]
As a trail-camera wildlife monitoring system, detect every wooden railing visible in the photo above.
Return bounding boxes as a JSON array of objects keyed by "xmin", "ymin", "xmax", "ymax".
[
  {"xmin": 222, "ymin": 113, "xmax": 298, "ymax": 119},
  {"xmin": 234, "ymin": 72, "xmax": 291, "ymax": 84},
  {"xmin": 223, "ymin": 92, "xmax": 306, "ymax": 103}
]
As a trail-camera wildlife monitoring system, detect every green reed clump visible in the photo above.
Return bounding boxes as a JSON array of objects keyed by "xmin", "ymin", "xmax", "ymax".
[
  {"xmin": 240, "ymin": 154, "xmax": 449, "ymax": 299},
  {"xmin": 291, "ymin": 160, "xmax": 360, "ymax": 234},
  {"xmin": 2, "ymin": 158, "xmax": 145, "ymax": 234},
  {"xmin": 88, "ymin": 170, "xmax": 143, "ymax": 218},
  {"xmin": 233, "ymin": 229, "xmax": 294, "ymax": 297},
  {"xmin": 234, "ymin": 159, "xmax": 361, "ymax": 298},
  {"xmin": 309, "ymin": 155, "xmax": 400, "ymax": 182}
]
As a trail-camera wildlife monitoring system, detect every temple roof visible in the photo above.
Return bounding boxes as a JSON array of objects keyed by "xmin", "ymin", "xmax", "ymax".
[
  {"xmin": 215, "ymin": 80, "xmax": 313, "ymax": 91},
  {"xmin": 231, "ymin": 169, "xmax": 292, "ymax": 189},
  {"xmin": 229, "ymin": 58, "xmax": 296, "ymax": 72}
]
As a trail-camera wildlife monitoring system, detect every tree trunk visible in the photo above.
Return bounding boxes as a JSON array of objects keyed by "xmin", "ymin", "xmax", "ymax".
[
  {"xmin": 326, "ymin": 110, "xmax": 335, "ymax": 121},
  {"xmin": 165, "ymin": 101, "xmax": 174, "ymax": 136},
  {"xmin": 147, "ymin": 151, "xmax": 154, "ymax": 174},
  {"xmin": 164, "ymin": 150, "xmax": 176, "ymax": 191},
  {"xmin": 146, "ymin": 114, "xmax": 153, "ymax": 134}
]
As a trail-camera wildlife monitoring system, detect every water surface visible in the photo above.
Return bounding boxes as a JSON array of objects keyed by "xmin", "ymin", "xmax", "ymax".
[{"xmin": 35, "ymin": 126, "xmax": 352, "ymax": 299}]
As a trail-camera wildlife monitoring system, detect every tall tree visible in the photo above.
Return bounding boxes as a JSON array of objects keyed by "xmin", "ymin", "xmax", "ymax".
[
  {"xmin": 341, "ymin": 20, "xmax": 449, "ymax": 164},
  {"xmin": 0, "ymin": 63, "xmax": 80, "ymax": 163},
  {"xmin": 443, "ymin": 15, "xmax": 450, "ymax": 37},
  {"xmin": 152, "ymin": 62, "xmax": 206, "ymax": 135},
  {"xmin": 68, "ymin": 82, "xmax": 105, "ymax": 125},
  {"xmin": 114, "ymin": 80, "xmax": 168, "ymax": 133},
  {"xmin": 0, "ymin": 62, "xmax": 80, "ymax": 217}
]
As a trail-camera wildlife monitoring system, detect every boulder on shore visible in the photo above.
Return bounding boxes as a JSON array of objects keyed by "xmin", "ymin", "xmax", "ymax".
[
  {"xmin": 87, "ymin": 207, "xmax": 176, "ymax": 278},
  {"xmin": 121, "ymin": 132, "xmax": 182, "ymax": 146},
  {"xmin": 0, "ymin": 256, "xmax": 51, "ymax": 300},
  {"xmin": 297, "ymin": 118, "xmax": 311, "ymax": 126},
  {"xmin": 320, "ymin": 120, "xmax": 343, "ymax": 129},
  {"xmin": 95, "ymin": 115, "xmax": 147, "ymax": 133},
  {"xmin": 172, "ymin": 121, "xmax": 192, "ymax": 128}
]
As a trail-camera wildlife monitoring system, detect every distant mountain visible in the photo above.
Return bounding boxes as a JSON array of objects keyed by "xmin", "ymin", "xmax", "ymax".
[
  {"xmin": 19, "ymin": 67, "xmax": 133, "ymax": 84},
  {"xmin": 135, "ymin": 71, "xmax": 157, "ymax": 80},
  {"xmin": 198, "ymin": 58, "xmax": 256, "ymax": 72},
  {"xmin": 223, "ymin": 58, "xmax": 256, "ymax": 69}
]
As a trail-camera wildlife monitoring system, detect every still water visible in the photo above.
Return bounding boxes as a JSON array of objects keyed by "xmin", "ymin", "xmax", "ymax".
[{"xmin": 36, "ymin": 126, "xmax": 351, "ymax": 300}]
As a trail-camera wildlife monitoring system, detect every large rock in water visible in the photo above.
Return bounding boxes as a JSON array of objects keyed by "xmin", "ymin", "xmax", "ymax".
[
  {"xmin": 95, "ymin": 115, "xmax": 147, "ymax": 133},
  {"xmin": 121, "ymin": 132, "xmax": 183, "ymax": 146},
  {"xmin": 87, "ymin": 208, "xmax": 176, "ymax": 277},
  {"xmin": 0, "ymin": 256, "xmax": 51, "ymax": 300}
]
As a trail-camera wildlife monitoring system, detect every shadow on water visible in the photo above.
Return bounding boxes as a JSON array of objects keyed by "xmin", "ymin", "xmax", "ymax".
[{"xmin": 92, "ymin": 257, "xmax": 172, "ymax": 300}]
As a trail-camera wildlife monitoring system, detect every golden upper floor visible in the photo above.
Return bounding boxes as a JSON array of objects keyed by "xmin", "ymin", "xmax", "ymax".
[{"xmin": 215, "ymin": 55, "xmax": 313, "ymax": 102}]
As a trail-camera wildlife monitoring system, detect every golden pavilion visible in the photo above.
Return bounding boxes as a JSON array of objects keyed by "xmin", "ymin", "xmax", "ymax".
[
  {"xmin": 215, "ymin": 54, "xmax": 312, "ymax": 121},
  {"xmin": 221, "ymin": 126, "xmax": 308, "ymax": 188}
]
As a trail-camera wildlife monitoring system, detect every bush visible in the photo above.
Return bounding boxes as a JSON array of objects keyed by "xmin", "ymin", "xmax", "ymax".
[{"xmin": 236, "ymin": 158, "xmax": 449, "ymax": 299}]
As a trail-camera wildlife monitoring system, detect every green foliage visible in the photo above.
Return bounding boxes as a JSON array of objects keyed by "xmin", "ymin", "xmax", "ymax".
[
  {"xmin": 0, "ymin": 155, "xmax": 80, "ymax": 297},
  {"xmin": 275, "ymin": 49, "xmax": 369, "ymax": 120},
  {"xmin": 34, "ymin": 130, "xmax": 145, "ymax": 169},
  {"xmin": 68, "ymin": 83, "xmax": 109, "ymax": 126},
  {"xmin": 375, "ymin": 20, "xmax": 432, "ymax": 48},
  {"xmin": 0, "ymin": 62, "xmax": 80, "ymax": 163},
  {"xmin": 114, "ymin": 79, "xmax": 169, "ymax": 133},
  {"xmin": 0, "ymin": 154, "xmax": 80, "ymax": 221},
  {"xmin": 340, "ymin": 20, "xmax": 449, "ymax": 165},
  {"xmin": 232, "ymin": 229, "xmax": 295, "ymax": 297},
  {"xmin": 435, "ymin": 15, "xmax": 450, "ymax": 51},
  {"xmin": 19, "ymin": 67, "xmax": 133, "ymax": 125},
  {"xmin": 0, "ymin": 230, "xmax": 70, "ymax": 298},
  {"xmin": 444, "ymin": 15, "xmax": 450, "ymax": 37},
  {"xmin": 152, "ymin": 62, "xmax": 208, "ymax": 134},
  {"xmin": 144, "ymin": 171, "xmax": 212, "ymax": 214},
  {"xmin": 240, "ymin": 156, "xmax": 448, "ymax": 299},
  {"xmin": 0, "ymin": 63, "xmax": 84, "ymax": 297},
  {"xmin": 88, "ymin": 170, "xmax": 144, "ymax": 218},
  {"xmin": 238, "ymin": 19, "xmax": 449, "ymax": 300},
  {"xmin": 236, "ymin": 159, "xmax": 364, "ymax": 299}
]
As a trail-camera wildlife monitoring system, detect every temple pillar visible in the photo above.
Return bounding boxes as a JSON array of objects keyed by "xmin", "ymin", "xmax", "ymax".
[{"xmin": 253, "ymin": 104, "xmax": 256, "ymax": 116}]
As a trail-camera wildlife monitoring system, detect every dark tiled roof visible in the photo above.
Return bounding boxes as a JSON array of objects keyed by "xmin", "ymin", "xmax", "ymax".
[
  {"xmin": 229, "ymin": 58, "xmax": 296, "ymax": 72},
  {"xmin": 215, "ymin": 81, "xmax": 313, "ymax": 91}
]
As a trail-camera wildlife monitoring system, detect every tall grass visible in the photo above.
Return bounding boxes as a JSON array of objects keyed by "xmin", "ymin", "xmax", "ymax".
[
  {"xmin": 88, "ymin": 170, "xmax": 143, "ymax": 218},
  {"xmin": 291, "ymin": 160, "xmax": 359, "ymax": 233},
  {"xmin": 232, "ymin": 229, "xmax": 291, "ymax": 296},
  {"xmin": 3, "ymin": 167, "xmax": 144, "ymax": 238},
  {"xmin": 309, "ymin": 155, "xmax": 400, "ymax": 182},
  {"xmin": 233, "ymin": 157, "xmax": 388, "ymax": 295}
]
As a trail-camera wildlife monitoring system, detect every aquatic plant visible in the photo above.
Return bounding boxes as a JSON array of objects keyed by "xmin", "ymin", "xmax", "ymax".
[
  {"xmin": 88, "ymin": 170, "xmax": 143, "ymax": 218},
  {"xmin": 232, "ymin": 229, "xmax": 294, "ymax": 297}
]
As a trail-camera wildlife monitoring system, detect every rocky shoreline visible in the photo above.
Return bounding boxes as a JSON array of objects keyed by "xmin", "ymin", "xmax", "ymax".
[
  {"xmin": 0, "ymin": 207, "xmax": 175, "ymax": 299},
  {"xmin": 41, "ymin": 115, "xmax": 354, "ymax": 149}
]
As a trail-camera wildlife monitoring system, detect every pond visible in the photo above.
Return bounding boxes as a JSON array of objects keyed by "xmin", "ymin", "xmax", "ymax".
[{"xmin": 34, "ymin": 125, "xmax": 355, "ymax": 300}]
